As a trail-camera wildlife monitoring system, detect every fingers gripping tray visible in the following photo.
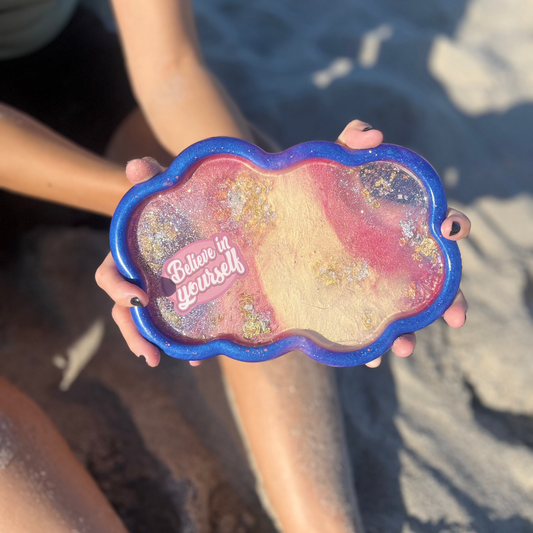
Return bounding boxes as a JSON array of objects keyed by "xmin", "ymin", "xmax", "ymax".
[{"xmin": 110, "ymin": 138, "xmax": 461, "ymax": 366}]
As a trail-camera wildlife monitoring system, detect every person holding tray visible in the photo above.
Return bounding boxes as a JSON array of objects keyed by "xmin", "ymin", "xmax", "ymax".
[{"xmin": 0, "ymin": 0, "xmax": 469, "ymax": 531}]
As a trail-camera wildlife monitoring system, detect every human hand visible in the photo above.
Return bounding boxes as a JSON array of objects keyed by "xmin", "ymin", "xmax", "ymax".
[
  {"xmin": 336, "ymin": 120, "xmax": 470, "ymax": 368},
  {"xmin": 96, "ymin": 157, "xmax": 170, "ymax": 367}
]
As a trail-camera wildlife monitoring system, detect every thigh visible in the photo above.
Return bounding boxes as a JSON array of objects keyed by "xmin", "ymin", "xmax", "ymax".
[{"xmin": 0, "ymin": 376, "xmax": 129, "ymax": 533}]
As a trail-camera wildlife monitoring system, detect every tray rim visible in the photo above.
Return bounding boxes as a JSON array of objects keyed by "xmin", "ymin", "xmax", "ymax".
[{"xmin": 110, "ymin": 137, "xmax": 461, "ymax": 367}]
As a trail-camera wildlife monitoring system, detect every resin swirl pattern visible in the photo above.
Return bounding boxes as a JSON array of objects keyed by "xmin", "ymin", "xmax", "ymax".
[{"xmin": 127, "ymin": 155, "xmax": 444, "ymax": 349}]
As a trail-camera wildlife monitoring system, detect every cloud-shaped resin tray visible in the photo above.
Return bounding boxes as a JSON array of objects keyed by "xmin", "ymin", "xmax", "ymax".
[{"xmin": 110, "ymin": 138, "xmax": 461, "ymax": 366}]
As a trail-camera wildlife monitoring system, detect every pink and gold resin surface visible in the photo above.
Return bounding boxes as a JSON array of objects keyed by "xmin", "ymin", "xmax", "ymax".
[{"xmin": 126, "ymin": 153, "xmax": 445, "ymax": 353}]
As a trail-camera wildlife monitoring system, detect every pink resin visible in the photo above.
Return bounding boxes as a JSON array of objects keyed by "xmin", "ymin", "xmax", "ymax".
[{"xmin": 127, "ymin": 156, "xmax": 444, "ymax": 349}]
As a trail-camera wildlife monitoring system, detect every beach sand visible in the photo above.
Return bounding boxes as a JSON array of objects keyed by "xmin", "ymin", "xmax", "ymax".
[{"xmin": 1, "ymin": 0, "xmax": 533, "ymax": 531}]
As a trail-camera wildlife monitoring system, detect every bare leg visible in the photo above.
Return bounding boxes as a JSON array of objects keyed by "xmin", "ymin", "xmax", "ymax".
[
  {"xmin": 220, "ymin": 352, "xmax": 365, "ymax": 533},
  {"xmin": 0, "ymin": 377, "xmax": 129, "ymax": 533}
]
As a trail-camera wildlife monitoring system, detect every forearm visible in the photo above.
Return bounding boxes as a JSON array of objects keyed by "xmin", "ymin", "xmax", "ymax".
[
  {"xmin": 141, "ymin": 59, "xmax": 253, "ymax": 154},
  {"xmin": 111, "ymin": 0, "xmax": 253, "ymax": 155},
  {"xmin": 0, "ymin": 104, "xmax": 129, "ymax": 216}
]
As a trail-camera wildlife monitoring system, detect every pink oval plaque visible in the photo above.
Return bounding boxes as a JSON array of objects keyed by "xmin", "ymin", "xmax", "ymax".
[{"xmin": 162, "ymin": 233, "xmax": 248, "ymax": 315}]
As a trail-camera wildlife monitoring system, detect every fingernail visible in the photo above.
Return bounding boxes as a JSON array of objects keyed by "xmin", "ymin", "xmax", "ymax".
[
  {"xmin": 130, "ymin": 297, "xmax": 144, "ymax": 307},
  {"xmin": 449, "ymin": 221, "xmax": 461, "ymax": 236},
  {"xmin": 354, "ymin": 120, "xmax": 372, "ymax": 131}
]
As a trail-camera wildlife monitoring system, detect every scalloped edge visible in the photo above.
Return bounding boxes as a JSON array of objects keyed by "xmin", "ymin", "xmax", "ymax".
[{"xmin": 110, "ymin": 137, "xmax": 461, "ymax": 367}]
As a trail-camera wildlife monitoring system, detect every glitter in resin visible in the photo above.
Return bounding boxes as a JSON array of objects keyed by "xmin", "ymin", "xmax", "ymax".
[{"xmin": 126, "ymin": 155, "xmax": 445, "ymax": 349}]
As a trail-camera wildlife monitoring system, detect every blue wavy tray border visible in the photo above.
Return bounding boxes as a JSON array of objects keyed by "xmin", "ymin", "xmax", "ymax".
[{"xmin": 110, "ymin": 137, "xmax": 461, "ymax": 367}]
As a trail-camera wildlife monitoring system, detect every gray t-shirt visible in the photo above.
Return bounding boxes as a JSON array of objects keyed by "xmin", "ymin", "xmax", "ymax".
[{"xmin": 0, "ymin": 0, "xmax": 78, "ymax": 59}]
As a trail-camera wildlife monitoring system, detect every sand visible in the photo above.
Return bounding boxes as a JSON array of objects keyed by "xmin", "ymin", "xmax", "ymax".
[{"xmin": 1, "ymin": 0, "xmax": 533, "ymax": 531}]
